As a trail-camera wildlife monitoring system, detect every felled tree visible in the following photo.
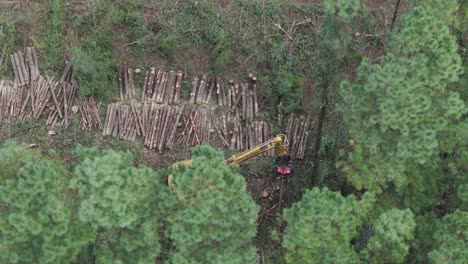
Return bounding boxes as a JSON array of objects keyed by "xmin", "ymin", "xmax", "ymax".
[
  {"xmin": 339, "ymin": 0, "xmax": 466, "ymax": 209},
  {"xmin": 165, "ymin": 145, "xmax": 259, "ymax": 264},
  {"xmin": 428, "ymin": 210, "xmax": 468, "ymax": 263},
  {"xmin": 0, "ymin": 141, "xmax": 93, "ymax": 263},
  {"xmin": 71, "ymin": 146, "xmax": 166, "ymax": 263},
  {"xmin": 362, "ymin": 209, "xmax": 416, "ymax": 263},
  {"xmin": 282, "ymin": 187, "xmax": 375, "ymax": 264}
]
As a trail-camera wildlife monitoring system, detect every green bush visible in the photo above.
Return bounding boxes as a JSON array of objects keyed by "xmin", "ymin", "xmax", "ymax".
[
  {"xmin": 72, "ymin": 31, "xmax": 117, "ymax": 98},
  {"xmin": 43, "ymin": 0, "xmax": 67, "ymax": 71}
]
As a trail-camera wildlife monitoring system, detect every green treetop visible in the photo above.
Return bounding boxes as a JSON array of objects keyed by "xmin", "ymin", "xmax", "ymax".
[
  {"xmin": 165, "ymin": 145, "xmax": 259, "ymax": 264},
  {"xmin": 282, "ymin": 187, "xmax": 375, "ymax": 264},
  {"xmin": 428, "ymin": 210, "xmax": 468, "ymax": 263},
  {"xmin": 71, "ymin": 146, "xmax": 165, "ymax": 263},
  {"xmin": 362, "ymin": 208, "xmax": 416, "ymax": 263},
  {"xmin": 339, "ymin": 0, "xmax": 466, "ymax": 209},
  {"xmin": 0, "ymin": 141, "xmax": 93, "ymax": 263}
]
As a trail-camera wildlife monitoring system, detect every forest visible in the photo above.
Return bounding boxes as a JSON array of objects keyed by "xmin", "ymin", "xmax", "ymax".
[{"xmin": 0, "ymin": 0, "xmax": 467, "ymax": 263}]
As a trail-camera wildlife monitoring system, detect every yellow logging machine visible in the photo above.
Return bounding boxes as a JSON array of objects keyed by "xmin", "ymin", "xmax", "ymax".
[{"xmin": 168, "ymin": 134, "xmax": 292, "ymax": 188}]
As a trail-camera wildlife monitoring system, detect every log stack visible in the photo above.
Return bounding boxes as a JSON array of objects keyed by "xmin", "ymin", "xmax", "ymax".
[
  {"xmin": 119, "ymin": 64, "xmax": 137, "ymax": 100},
  {"xmin": 0, "ymin": 49, "xmax": 99, "ymax": 128},
  {"xmin": 103, "ymin": 102, "xmax": 184, "ymax": 149},
  {"xmin": 141, "ymin": 68, "xmax": 183, "ymax": 104},
  {"xmin": 285, "ymin": 114, "xmax": 312, "ymax": 159},
  {"xmin": 74, "ymin": 96, "xmax": 102, "ymax": 131},
  {"xmin": 10, "ymin": 47, "xmax": 39, "ymax": 86},
  {"xmin": 46, "ymin": 62, "xmax": 76, "ymax": 127},
  {"xmin": 0, "ymin": 80, "xmax": 22, "ymax": 121},
  {"xmin": 144, "ymin": 104, "xmax": 184, "ymax": 150},
  {"xmin": 189, "ymin": 75, "xmax": 259, "ymax": 122},
  {"xmin": 103, "ymin": 102, "xmax": 140, "ymax": 142},
  {"xmin": 230, "ymin": 119, "xmax": 275, "ymax": 157},
  {"xmin": 178, "ymin": 108, "xmax": 212, "ymax": 146},
  {"xmin": 227, "ymin": 81, "xmax": 258, "ymax": 122},
  {"xmin": 189, "ymin": 74, "xmax": 214, "ymax": 105}
]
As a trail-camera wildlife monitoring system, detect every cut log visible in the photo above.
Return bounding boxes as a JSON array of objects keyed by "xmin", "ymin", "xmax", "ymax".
[
  {"xmin": 167, "ymin": 106, "xmax": 184, "ymax": 149},
  {"xmin": 165, "ymin": 71, "xmax": 176, "ymax": 104},
  {"xmin": 151, "ymin": 70, "xmax": 162, "ymax": 102},
  {"xmin": 174, "ymin": 71, "xmax": 183, "ymax": 104},
  {"xmin": 253, "ymin": 83, "xmax": 258, "ymax": 115},
  {"xmin": 196, "ymin": 74, "xmax": 208, "ymax": 104},
  {"xmin": 17, "ymin": 51, "xmax": 29, "ymax": 84},
  {"xmin": 241, "ymin": 83, "xmax": 247, "ymax": 120},
  {"xmin": 158, "ymin": 106, "xmax": 173, "ymax": 151},
  {"xmin": 189, "ymin": 76, "xmax": 199, "ymax": 104},
  {"xmin": 156, "ymin": 72, "xmax": 167, "ymax": 103}
]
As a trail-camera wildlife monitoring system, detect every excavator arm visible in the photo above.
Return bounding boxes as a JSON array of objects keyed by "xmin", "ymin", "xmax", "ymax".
[
  {"xmin": 224, "ymin": 134, "xmax": 288, "ymax": 165},
  {"xmin": 169, "ymin": 134, "xmax": 291, "ymax": 190}
]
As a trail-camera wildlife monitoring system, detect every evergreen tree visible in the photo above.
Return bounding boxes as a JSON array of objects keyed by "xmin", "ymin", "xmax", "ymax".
[
  {"xmin": 339, "ymin": 0, "xmax": 466, "ymax": 209},
  {"xmin": 362, "ymin": 209, "xmax": 416, "ymax": 263},
  {"xmin": 428, "ymin": 210, "xmax": 468, "ymax": 263},
  {"xmin": 0, "ymin": 141, "xmax": 93, "ymax": 263},
  {"xmin": 282, "ymin": 187, "xmax": 375, "ymax": 264},
  {"xmin": 71, "ymin": 146, "xmax": 165, "ymax": 263},
  {"xmin": 165, "ymin": 145, "xmax": 259, "ymax": 264}
]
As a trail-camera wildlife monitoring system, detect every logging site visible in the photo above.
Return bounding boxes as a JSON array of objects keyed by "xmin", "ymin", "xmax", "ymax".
[{"xmin": 0, "ymin": 1, "xmax": 467, "ymax": 263}]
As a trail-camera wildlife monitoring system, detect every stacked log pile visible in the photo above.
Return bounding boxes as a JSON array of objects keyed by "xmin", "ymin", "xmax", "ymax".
[
  {"xmin": 178, "ymin": 108, "xmax": 212, "ymax": 146},
  {"xmin": 46, "ymin": 62, "xmax": 77, "ymax": 127},
  {"xmin": 103, "ymin": 103, "xmax": 136, "ymax": 141},
  {"xmin": 285, "ymin": 114, "xmax": 312, "ymax": 159},
  {"xmin": 74, "ymin": 96, "xmax": 102, "ymax": 131},
  {"xmin": 118, "ymin": 64, "xmax": 137, "ymax": 100},
  {"xmin": 211, "ymin": 112, "xmax": 229, "ymax": 147},
  {"xmin": 189, "ymin": 74, "xmax": 215, "ymax": 105},
  {"xmin": 230, "ymin": 118, "xmax": 275, "ymax": 157},
  {"xmin": 103, "ymin": 102, "xmax": 184, "ymax": 149},
  {"xmin": 141, "ymin": 67, "xmax": 183, "ymax": 104},
  {"xmin": 1, "ymin": 51, "xmax": 314, "ymax": 158},
  {"xmin": 228, "ymin": 81, "xmax": 258, "ymax": 122},
  {"xmin": 3, "ymin": 49, "xmax": 78, "ymax": 126},
  {"xmin": 0, "ymin": 48, "xmax": 104, "ymax": 129},
  {"xmin": 0, "ymin": 80, "xmax": 20, "ymax": 121},
  {"xmin": 10, "ymin": 47, "xmax": 39, "ymax": 86},
  {"xmin": 189, "ymin": 75, "xmax": 258, "ymax": 122},
  {"xmin": 144, "ymin": 104, "xmax": 184, "ymax": 150}
]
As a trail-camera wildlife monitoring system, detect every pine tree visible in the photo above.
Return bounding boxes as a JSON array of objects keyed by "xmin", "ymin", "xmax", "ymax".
[
  {"xmin": 71, "ymin": 146, "xmax": 165, "ymax": 263},
  {"xmin": 362, "ymin": 208, "xmax": 416, "ymax": 263},
  {"xmin": 165, "ymin": 145, "xmax": 259, "ymax": 264},
  {"xmin": 338, "ymin": 0, "xmax": 466, "ymax": 209},
  {"xmin": 0, "ymin": 141, "xmax": 93, "ymax": 263},
  {"xmin": 428, "ymin": 210, "xmax": 468, "ymax": 263},
  {"xmin": 282, "ymin": 187, "xmax": 375, "ymax": 264}
]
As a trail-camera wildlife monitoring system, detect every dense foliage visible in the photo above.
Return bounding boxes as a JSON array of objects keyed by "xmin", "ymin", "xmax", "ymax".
[
  {"xmin": 363, "ymin": 209, "xmax": 416, "ymax": 263},
  {"xmin": 0, "ymin": 141, "xmax": 93, "ymax": 263},
  {"xmin": 71, "ymin": 146, "xmax": 164, "ymax": 263},
  {"xmin": 165, "ymin": 145, "xmax": 259, "ymax": 263},
  {"xmin": 428, "ymin": 210, "xmax": 468, "ymax": 263},
  {"xmin": 282, "ymin": 187, "xmax": 374, "ymax": 263},
  {"xmin": 339, "ymin": 0, "xmax": 466, "ymax": 210}
]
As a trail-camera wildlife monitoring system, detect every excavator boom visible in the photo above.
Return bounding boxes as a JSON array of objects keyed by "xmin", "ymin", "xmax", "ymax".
[
  {"xmin": 225, "ymin": 134, "xmax": 288, "ymax": 165},
  {"xmin": 169, "ymin": 134, "xmax": 291, "ymax": 189}
]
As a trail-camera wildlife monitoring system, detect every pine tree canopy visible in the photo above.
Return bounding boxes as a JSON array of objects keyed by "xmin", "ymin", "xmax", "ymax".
[{"xmin": 165, "ymin": 145, "xmax": 259, "ymax": 264}]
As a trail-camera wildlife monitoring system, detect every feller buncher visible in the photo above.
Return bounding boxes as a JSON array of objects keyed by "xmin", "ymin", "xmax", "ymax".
[{"xmin": 168, "ymin": 134, "xmax": 292, "ymax": 187}]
